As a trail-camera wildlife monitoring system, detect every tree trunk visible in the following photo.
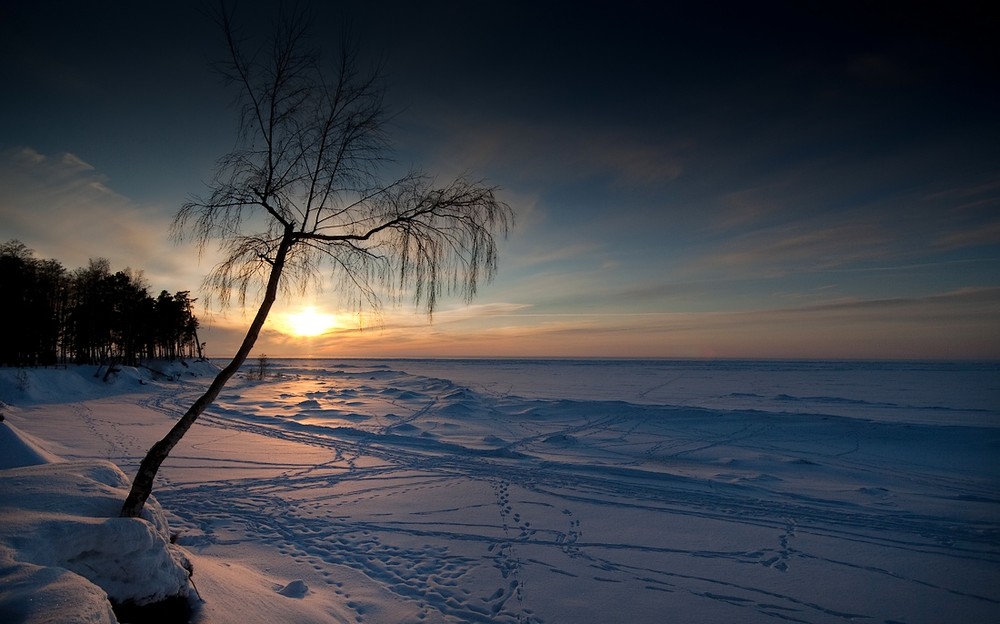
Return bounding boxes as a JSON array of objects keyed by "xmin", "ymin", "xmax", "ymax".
[
  {"xmin": 120, "ymin": 227, "xmax": 294, "ymax": 518},
  {"xmin": 194, "ymin": 325, "xmax": 204, "ymax": 360}
]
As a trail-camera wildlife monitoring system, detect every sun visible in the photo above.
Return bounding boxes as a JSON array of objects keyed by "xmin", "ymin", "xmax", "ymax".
[{"xmin": 284, "ymin": 306, "xmax": 338, "ymax": 337}]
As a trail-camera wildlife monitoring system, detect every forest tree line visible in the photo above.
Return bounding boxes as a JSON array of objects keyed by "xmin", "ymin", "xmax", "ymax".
[{"xmin": 0, "ymin": 239, "xmax": 202, "ymax": 367}]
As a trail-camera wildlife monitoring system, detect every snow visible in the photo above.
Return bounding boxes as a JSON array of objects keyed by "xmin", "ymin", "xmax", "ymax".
[
  {"xmin": 0, "ymin": 419, "xmax": 62, "ymax": 467},
  {"xmin": 1, "ymin": 358, "xmax": 998, "ymax": 623},
  {"xmin": 0, "ymin": 461, "xmax": 193, "ymax": 604}
]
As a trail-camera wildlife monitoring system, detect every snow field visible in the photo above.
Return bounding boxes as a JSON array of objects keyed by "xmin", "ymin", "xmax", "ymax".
[{"xmin": 1, "ymin": 359, "xmax": 998, "ymax": 623}]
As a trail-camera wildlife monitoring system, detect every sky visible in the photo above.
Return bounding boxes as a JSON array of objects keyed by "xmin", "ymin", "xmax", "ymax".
[{"xmin": 1, "ymin": 1, "xmax": 998, "ymax": 359}]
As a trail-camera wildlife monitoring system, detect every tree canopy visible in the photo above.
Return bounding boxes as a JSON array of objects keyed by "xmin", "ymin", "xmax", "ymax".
[
  {"xmin": 176, "ymin": 4, "xmax": 512, "ymax": 319},
  {"xmin": 0, "ymin": 240, "xmax": 201, "ymax": 367}
]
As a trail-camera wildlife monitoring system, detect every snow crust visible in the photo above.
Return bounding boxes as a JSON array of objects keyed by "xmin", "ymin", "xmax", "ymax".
[{"xmin": 1, "ymin": 358, "xmax": 998, "ymax": 623}]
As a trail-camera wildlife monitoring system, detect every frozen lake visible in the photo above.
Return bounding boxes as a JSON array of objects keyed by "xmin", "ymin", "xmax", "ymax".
[{"xmin": 381, "ymin": 358, "xmax": 1000, "ymax": 425}]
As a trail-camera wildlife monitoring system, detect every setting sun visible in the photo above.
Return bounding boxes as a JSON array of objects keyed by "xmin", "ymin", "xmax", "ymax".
[{"xmin": 284, "ymin": 306, "xmax": 338, "ymax": 337}]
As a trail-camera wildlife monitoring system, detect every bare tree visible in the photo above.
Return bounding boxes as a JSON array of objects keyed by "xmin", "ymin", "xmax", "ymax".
[
  {"xmin": 253, "ymin": 353, "xmax": 269, "ymax": 381},
  {"xmin": 120, "ymin": 5, "xmax": 512, "ymax": 518}
]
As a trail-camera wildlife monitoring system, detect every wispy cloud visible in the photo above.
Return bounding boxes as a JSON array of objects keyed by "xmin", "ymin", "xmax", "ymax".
[
  {"xmin": 231, "ymin": 287, "xmax": 1000, "ymax": 359},
  {"xmin": 419, "ymin": 117, "xmax": 687, "ymax": 189},
  {"xmin": 936, "ymin": 221, "xmax": 1000, "ymax": 250},
  {"xmin": 508, "ymin": 240, "xmax": 606, "ymax": 269},
  {"xmin": 0, "ymin": 147, "xmax": 207, "ymax": 294},
  {"xmin": 706, "ymin": 222, "xmax": 891, "ymax": 276},
  {"xmin": 15, "ymin": 147, "xmax": 46, "ymax": 166},
  {"xmin": 435, "ymin": 302, "xmax": 534, "ymax": 319},
  {"xmin": 920, "ymin": 175, "xmax": 1000, "ymax": 208},
  {"xmin": 918, "ymin": 175, "xmax": 1000, "ymax": 249},
  {"xmin": 59, "ymin": 152, "xmax": 96, "ymax": 171}
]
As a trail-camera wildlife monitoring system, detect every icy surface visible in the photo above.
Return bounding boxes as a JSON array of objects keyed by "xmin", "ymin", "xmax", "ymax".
[{"xmin": 1, "ymin": 358, "xmax": 998, "ymax": 623}]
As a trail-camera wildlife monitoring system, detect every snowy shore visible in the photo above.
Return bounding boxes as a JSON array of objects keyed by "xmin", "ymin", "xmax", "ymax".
[{"xmin": 1, "ymin": 359, "xmax": 998, "ymax": 623}]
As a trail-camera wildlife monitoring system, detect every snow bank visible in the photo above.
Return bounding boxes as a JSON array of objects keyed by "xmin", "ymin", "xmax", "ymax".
[
  {"xmin": 0, "ymin": 416, "xmax": 62, "ymax": 467},
  {"xmin": 0, "ymin": 420, "xmax": 194, "ymax": 623},
  {"xmin": 0, "ymin": 359, "xmax": 219, "ymax": 405},
  {"xmin": 0, "ymin": 549, "xmax": 117, "ymax": 624}
]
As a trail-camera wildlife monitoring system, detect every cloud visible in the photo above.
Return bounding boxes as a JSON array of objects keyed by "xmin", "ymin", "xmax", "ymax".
[
  {"xmin": 508, "ymin": 240, "xmax": 606, "ymax": 269},
  {"xmin": 545, "ymin": 288, "xmax": 1000, "ymax": 358},
  {"xmin": 705, "ymin": 221, "xmax": 891, "ymax": 276},
  {"xmin": 694, "ymin": 164, "xmax": 1000, "ymax": 284},
  {"xmin": 720, "ymin": 287, "xmax": 1000, "ymax": 326},
  {"xmin": 0, "ymin": 147, "xmax": 208, "ymax": 295},
  {"xmin": 14, "ymin": 147, "xmax": 46, "ymax": 166},
  {"xmin": 921, "ymin": 176, "xmax": 1000, "ymax": 207},
  {"xmin": 935, "ymin": 221, "xmax": 1000, "ymax": 250},
  {"xmin": 60, "ymin": 152, "xmax": 96, "ymax": 171},
  {"xmin": 224, "ymin": 287, "xmax": 1000, "ymax": 360},
  {"xmin": 434, "ymin": 302, "xmax": 534, "ymax": 320},
  {"xmin": 916, "ymin": 175, "xmax": 1000, "ymax": 250},
  {"xmin": 419, "ymin": 117, "xmax": 687, "ymax": 189}
]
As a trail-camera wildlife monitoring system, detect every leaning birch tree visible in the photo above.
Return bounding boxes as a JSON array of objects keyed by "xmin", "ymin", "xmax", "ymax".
[{"xmin": 121, "ymin": 5, "xmax": 512, "ymax": 518}]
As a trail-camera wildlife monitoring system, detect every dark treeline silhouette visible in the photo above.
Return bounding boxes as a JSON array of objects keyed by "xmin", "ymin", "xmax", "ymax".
[{"xmin": 0, "ymin": 240, "xmax": 202, "ymax": 367}]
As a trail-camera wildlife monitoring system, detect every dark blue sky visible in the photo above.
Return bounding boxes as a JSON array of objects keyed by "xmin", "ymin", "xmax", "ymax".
[{"xmin": 2, "ymin": 1, "xmax": 998, "ymax": 358}]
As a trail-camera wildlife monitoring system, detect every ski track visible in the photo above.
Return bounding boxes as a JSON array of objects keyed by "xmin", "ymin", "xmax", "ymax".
[{"xmin": 117, "ymin": 363, "xmax": 1000, "ymax": 623}]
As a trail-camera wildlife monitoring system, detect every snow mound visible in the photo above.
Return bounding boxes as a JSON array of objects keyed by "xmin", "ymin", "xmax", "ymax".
[
  {"xmin": 0, "ymin": 418, "xmax": 62, "ymax": 468},
  {"xmin": 276, "ymin": 579, "xmax": 309, "ymax": 598},
  {"xmin": 0, "ymin": 549, "xmax": 117, "ymax": 624},
  {"xmin": 0, "ymin": 456, "xmax": 194, "ymax": 622},
  {"xmin": 0, "ymin": 360, "xmax": 219, "ymax": 405}
]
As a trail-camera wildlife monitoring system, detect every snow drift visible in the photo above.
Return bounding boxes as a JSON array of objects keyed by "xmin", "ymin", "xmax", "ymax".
[{"xmin": 0, "ymin": 400, "xmax": 196, "ymax": 623}]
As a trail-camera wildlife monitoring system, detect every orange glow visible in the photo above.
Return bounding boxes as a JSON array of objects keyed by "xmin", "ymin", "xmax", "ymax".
[{"xmin": 281, "ymin": 306, "xmax": 338, "ymax": 337}]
